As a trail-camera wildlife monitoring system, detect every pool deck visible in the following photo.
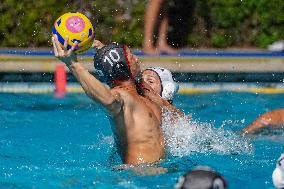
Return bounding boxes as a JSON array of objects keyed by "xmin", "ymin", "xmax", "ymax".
[
  {"xmin": 0, "ymin": 48, "xmax": 284, "ymax": 93},
  {"xmin": 1, "ymin": 48, "xmax": 284, "ymax": 73}
]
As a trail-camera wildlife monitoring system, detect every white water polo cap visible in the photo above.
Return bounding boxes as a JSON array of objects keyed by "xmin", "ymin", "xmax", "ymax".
[
  {"xmin": 145, "ymin": 67, "xmax": 179, "ymax": 100},
  {"xmin": 273, "ymin": 153, "xmax": 284, "ymax": 189}
]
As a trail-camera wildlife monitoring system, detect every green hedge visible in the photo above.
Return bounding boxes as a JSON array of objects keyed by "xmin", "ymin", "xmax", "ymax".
[{"xmin": 1, "ymin": 0, "xmax": 284, "ymax": 48}]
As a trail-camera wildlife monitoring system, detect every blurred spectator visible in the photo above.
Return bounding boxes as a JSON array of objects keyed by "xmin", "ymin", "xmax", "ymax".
[
  {"xmin": 175, "ymin": 166, "xmax": 227, "ymax": 189},
  {"xmin": 143, "ymin": 0, "xmax": 177, "ymax": 55},
  {"xmin": 272, "ymin": 154, "xmax": 284, "ymax": 189},
  {"xmin": 167, "ymin": 0, "xmax": 196, "ymax": 49},
  {"xmin": 242, "ymin": 109, "xmax": 284, "ymax": 134},
  {"xmin": 117, "ymin": 0, "xmax": 133, "ymax": 20},
  {"xmin": 72, "ymin": 0, "xmax": 92, "ymax": 18}
]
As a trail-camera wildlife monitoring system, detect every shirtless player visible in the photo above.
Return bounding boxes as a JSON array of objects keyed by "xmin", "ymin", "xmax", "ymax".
[{"xmin": 52, "ymin": 36, "xmax": 164, "ymax": 165}]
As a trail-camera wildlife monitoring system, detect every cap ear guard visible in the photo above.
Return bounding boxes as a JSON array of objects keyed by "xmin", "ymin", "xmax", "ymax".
[
  {"xmin": 272, "ymin": 154, "xmax": 284, "ymax": 189},
  {"xmin": 213, "ymin": 177, "xmax": 226, "ymax": 189},
  {"xmin": 278, "ymin": 154, "xmax": 284, "ymax": 171},
  {"xmin": 174, "ymin": 176, "xmax": 185, "ymax": 189},
  {"xmin": 161, "ymin": 81, "xmax": 179, "ymax": 100}
]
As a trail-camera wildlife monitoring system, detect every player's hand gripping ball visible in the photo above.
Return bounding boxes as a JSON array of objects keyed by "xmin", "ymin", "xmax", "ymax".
[{"xmin": 52, "ymin": 12, "xmax": 95, "ymax": 53}]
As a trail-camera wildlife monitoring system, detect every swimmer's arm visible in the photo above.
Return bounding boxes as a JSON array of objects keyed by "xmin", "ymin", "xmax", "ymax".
[
  {"xmin": 140, "ymin": 81, "xmax": 165, "ymax": 106},
  {"xmin": 52, "ymin": 35, "xmax": 123, "ymax": 114},
  {"xmin": 165, "ymin": 103, "xmax": 184, "ymax": 116},
  {"xmin": 141, "ymin": 82, "xmax": 184, "ymax": 116},
  {"xmin": 242, "ymin": 109, "xmax": 284, "ymax": 134},
  {"xmin": 69, "ymin": 63, "xmax": 123, "ymax": 113},
  {"xmin": 150, "ymin": 94, "xmax": 183, "ymax": 115},
  {"xmin": 158, "ymin": 99, "xmax": 184, "ymax": 117},
  {"xmin": 242, "ymin": 116, "xmax": 267, "ymax": 134}
]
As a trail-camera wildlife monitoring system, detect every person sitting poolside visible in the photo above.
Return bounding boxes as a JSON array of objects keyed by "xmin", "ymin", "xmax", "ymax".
[
  {"xmin": 140, "ymin": 67, "xmax": 184, "ymax": 116},
  {"xmin": 242, "ymin": 108, "xmax": 284, "ymax": 134},
  {"xmin": 52, "ymin": 36, "xmax": 165, "ymax": 165}
]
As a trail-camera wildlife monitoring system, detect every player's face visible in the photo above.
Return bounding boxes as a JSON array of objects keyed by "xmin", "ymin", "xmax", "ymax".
[
  {"xmin": 125, "ymin": 46, "xmax": 140, "ymax": 77},
  {"xmin": 142, "ymin": 70, "xmax": 162, "ymax": 95}
]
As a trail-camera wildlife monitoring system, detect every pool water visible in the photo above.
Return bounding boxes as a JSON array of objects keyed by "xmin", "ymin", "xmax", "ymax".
[{"xmin": 1, "ymin": 92, "xmax": 284, "ymax": 188}]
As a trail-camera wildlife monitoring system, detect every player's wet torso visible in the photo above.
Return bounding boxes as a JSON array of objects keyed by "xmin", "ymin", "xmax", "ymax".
[{"xmin": 111, "ymin": 88, "xmax": 164, "ymax": 165}]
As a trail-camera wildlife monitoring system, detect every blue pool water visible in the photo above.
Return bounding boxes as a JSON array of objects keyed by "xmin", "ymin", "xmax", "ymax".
[{"xmin": 1, "ymin": 92, "xmax": 284, "ymax": 188}]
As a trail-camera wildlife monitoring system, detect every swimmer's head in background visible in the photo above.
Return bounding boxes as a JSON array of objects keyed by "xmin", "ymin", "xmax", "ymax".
[
  {"xmin": 93, "ymin": 43, "xmax": 133, "ymax": 86},
  {"xmin": 272, "ymin": 153, "xmax": 284, "ymax": 189},
  {"xmin": 143, "ymin": 67, "xmax": 179, "ymax": 101},
  {"xmin": 175, "ymin": 166, "xmax": 227, "ymax": 189}
]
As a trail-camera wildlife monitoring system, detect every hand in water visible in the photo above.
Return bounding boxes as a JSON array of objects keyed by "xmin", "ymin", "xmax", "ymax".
[{"xmin": 52, "ymin": 35, "xmax": 78, "ymax": 66}]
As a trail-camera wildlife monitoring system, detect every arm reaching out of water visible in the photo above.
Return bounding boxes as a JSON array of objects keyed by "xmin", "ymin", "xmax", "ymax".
[
  {"xmin": 53, "ymin": 36, "xmax": 165, "ymax": 165},
  {"xmin": 242, "ymin": 108, "xmax": 284, "ymax": 134},
  {"xmin": 141, "ymin": 81, "xmax": 184, "ymax": 116},
  {"xmin": 52, "ymin": 35, "xmax": 122, "ymax": 114},
  {"xmin": 140, "ymin": 67, "xmax": 185, "ymax": 118}
]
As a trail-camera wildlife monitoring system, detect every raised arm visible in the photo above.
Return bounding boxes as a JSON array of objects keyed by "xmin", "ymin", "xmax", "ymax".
[
  {"xmin": 52, "ymin": 35, "xmax": 122, "ymax": 114},
  {"xmin": 140, "ymin": 81, "xmax": 184, "ymax": 116}
]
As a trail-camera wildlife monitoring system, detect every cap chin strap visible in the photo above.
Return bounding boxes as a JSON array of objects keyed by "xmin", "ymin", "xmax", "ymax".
[{"xmin": 278, "ymin": 155, "xmax": 284, "ymax": 165}]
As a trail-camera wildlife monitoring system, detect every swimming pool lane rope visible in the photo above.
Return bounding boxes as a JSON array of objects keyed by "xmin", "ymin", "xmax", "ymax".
[{"xmin": 1, "ymin": 84, "xmax": 284, "ymax": 94}]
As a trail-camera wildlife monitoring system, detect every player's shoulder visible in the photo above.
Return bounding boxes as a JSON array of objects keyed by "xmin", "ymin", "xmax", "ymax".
[{"xmin": 111, "ymin": 88, "xmax": 134, "ymax": 102}]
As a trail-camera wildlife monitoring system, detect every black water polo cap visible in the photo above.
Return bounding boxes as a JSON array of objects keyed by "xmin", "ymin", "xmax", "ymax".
[
  {"xmin": 175, "ymin": 167, "xmax": 227, "ymax": 189},
  {"xmin": 93, "ymin": 43, "xmax": 132, "ymax": 85}
]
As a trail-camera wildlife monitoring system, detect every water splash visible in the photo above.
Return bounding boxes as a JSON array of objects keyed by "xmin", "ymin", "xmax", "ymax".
[{"xmin": 161, "ymin": 108, "xmax": 253, "ymax": 157}]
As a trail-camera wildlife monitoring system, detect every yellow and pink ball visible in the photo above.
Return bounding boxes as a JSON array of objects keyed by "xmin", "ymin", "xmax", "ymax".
[{"xmin": 52, "ymin": 12, "xmax": 95, "ymax": 53}]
